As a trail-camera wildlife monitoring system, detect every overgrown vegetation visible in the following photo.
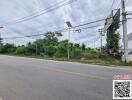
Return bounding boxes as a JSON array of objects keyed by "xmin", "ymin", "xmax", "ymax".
[{"xmin": 0, "ymin": 32, "xmax": 131, "ymax": 66}]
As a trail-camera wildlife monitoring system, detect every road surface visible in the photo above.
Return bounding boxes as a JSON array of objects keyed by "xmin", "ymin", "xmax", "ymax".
[{"xmin": 0, "ymin": 55, "xmax": 131, "ymax": 100}]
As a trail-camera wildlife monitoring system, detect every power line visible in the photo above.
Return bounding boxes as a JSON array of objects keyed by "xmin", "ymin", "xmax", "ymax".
[
  {"xmin": 108, "ymin": 0, "xmax": 115, "ymax": 13},
  {"xmin": 3, "ymin": 16, "xmax": 116, "ymax": 40},
  {"xmin": 3, "ymin": 33, "xmax": 44, "ymax": 40},
  {"xmin": 3, "ymin": 24, "xmax": 102, "ymax": 40},
  {"xmin": 3, "ymin": 0, "xmax": 71, "ymax": 25},
  {"xmin": 59, "ymin": 18, "xmax": 109, "ymax": 32},
  {"xmin": 73, "ymin": 25, "xmax": 102, "ymax": 32},
  {"xmin": 4, "ymin": 15, "xmax": 129, "ymax": 40},
  {"xmin": 3, "ymin": 0, "xmax": 75, "ymax": 26},
  {"xmin": 72, "ymin": 18, "xmax": 105, "ymax": 28}
]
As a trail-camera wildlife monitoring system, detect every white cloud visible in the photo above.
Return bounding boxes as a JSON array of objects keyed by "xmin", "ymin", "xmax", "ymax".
[{"xmin": 0, "ymin": 0, "xmax": 131, "ymax": 47}]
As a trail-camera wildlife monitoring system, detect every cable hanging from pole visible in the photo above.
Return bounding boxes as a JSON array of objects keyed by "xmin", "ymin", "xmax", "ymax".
[
  {"xmin": 3, "ymin": 16, "xmax": 132, "ymax": 40},
  {"xmin": 2, "ymin": 0, "xmax": 75, "ymax": 26}
]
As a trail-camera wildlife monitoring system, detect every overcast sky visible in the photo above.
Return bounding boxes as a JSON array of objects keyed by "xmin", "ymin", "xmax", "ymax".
[{"xmin": 0, "ymin": 0, "xmax": 132, "ymax": 48}]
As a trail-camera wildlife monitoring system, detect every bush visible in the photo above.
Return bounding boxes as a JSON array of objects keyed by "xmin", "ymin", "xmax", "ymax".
[
  {"xmin": 54, "ymin": 43, "xmax": 67, "ymax": 57},
  {"xmin": 129, "ymin": 61, "xmax": 132, "ymax": 66},
  {"xmin": 82, "ymin": 53, "xmax": 100, "ymax": 59},
  {"xmin": 15, "ymin": 46, "xmax": 26, "ymax": 54},
  {"xmin": 1, "ymin": 44, "xmax": 16, "ymax": 53},
  {"xmin": 71, "ymin": 48, "xmax": 82, "ymax": 58},
  {"xmin": 45, "ymin": 46, "xmax": 56, "ymax": 57}
]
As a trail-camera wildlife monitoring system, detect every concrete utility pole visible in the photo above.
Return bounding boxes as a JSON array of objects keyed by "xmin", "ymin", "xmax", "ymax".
[
  {"xmin": 121, "ymin": 0, "xmax": 128, "ymax": 62},
  {"xmin": 0, "ymin": 33, "xmax": 2, "ymax": 44},
  {"xmin": 0, "ymin": 27, "xmax": 3, "ymax": 44},
  {"xmin": 93, "ymin": 40, "xmax": 95, "ymax": 49},
  {"xmin": 0, "ymin": 33, "xmax": 2, "ymax": 52},
  {"xmin": 36, "ymin": 43, "xmax": 38, "ymax": 55},
  {"xmin": 0, "ymin": 27, "xmax": 4, "ymax": 52},
  {"xmin": 66, "ymin": 21, "xmax": 72, "ymax": 60},
  {"xmin": 98, "ymin": 29, "xmax": 104, "ymax": 53}
]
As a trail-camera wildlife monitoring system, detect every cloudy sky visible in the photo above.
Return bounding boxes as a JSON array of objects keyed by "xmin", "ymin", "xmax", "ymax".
[{"xmin": 0, "ymin": 0, "xmax": 132, "ymax": 48}]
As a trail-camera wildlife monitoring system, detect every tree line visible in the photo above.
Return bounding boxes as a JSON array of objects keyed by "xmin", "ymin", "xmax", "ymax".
[{"xmin": 0, "ymin": 32, "xmax": 96, "ymax": 59}]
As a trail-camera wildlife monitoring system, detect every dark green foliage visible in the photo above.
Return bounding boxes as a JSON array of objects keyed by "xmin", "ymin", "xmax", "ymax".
[
  {"xmin": 25, "ymin": 42, "xmax": 36, "ymax": 55},
  {"xmin": 15, "ymin": 46, "xmax": 26, "ymax": 54},
  {"xmin": 0, "ymin": 32, "xmax": 97, "ymax": 60},
  {"xmin": 45, "ymin": 45, "xmax": 56, "ymax": 57},
  {"xmin": 106, "ymin": 12, "xmax": 120, "ymax": 54},
  {"xmin": 44, "ymin": 32, "xmax": 62, "ymax": 45},
  {"xmin": 71, "ymin": 48, "xmax": 82, "ymax": 58},
  {"xmin": 0, "ymin": 43, "xmax": 16, "ymax": 53},
  {"xmin": 55, "ymin": 40, "xmax": 68, "ymax": 57},
  {"xmin": 81, "ymin": 43, "xmax": 86, "ymax": 51},
  {"xmin": 107, "ymin": 32, "xmax": 120, "ymax": 53}
]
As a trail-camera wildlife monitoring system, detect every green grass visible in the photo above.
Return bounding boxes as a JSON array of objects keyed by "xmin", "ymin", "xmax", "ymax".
[{"xmin": 1, "ymin": 53, "xmax": 132, "ymax": 67}]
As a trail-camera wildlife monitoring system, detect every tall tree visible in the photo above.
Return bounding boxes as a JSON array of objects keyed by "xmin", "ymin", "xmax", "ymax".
[{"xmin": 44, "ymin": 32, "xmax": 62, "ymax": 45}]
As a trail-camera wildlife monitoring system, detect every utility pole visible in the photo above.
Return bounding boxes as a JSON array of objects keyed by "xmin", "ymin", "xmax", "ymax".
[
  {"xmin": 0, "ymin": 33, "xmax": 2, "ymax": 44},
  {"xmin": 93, "ymin": 40, "xmax": 95, "ymax": 49},
  {"xmin": 98, "ymin": 29, "xmax": 104, "ymax": 53},
  {"xmin": 36, "ymin": 43, "xmax": 38, "ymax": 55},
  {"xmin": 0, "ymin": 27, "xmax": 4, "ymax": 52},
  {"xmin": 0, "ymin": 33, "xmax": 2, "ymax": 52},
  {"xmin": 68, "ymin": 28, "xmax": 70, "ymax": 60},
  {"xmin": 66, "ymin": 21, "xmax": 72, "ymax": 60},
  {"xmin": 121, "ymin": 0, "xmax": 128, "ymax": 62}
]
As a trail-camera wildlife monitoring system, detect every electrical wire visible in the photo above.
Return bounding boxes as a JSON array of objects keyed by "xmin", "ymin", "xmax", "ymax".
[
  {"xmin": 4, "ymin": 15, "xmax": 130, "ymax": 40},
  {"xmin": 3, "ymin": 24, "xmax": 102, "ymax": 40},
  {"xmin": 3, "ymin": 0, "xmax": 75, "ymax": 26},
  {"xmin": 108, "ymin": 0, "xmax": 115, "ymax": 14},
  {"xmin": 3, "ymin": 0, "xmax": 70, "ymax": 24}
]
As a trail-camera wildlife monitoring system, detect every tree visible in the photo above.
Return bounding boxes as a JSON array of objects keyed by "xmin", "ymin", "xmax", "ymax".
[
  {"xmin": 34, "ymin": 39, "xmax": 44, "ymax": 55},
  {"xmin": 44, "ymin": 32, "xmax": 62, "ymax": 45},
  {"xmin": 25, "ymin": 42, "xmax": 36, "ymax": 55},
  {"xmin": 81, "ymin": 43, "xmax": 86, "ymax": 51},
  {"xmin": 15, "ymin": 46, "xmax": 26, "ymax": 54},
  {"xmin": 45, "ymin": 45, "xmax": 56, "ymax": 57},
  {"xmin": 71, "ymin": 48, "xmax": 82, "ymax": 58},
  {"xmin": 107, "ymin": 32, "xmax": 120, "ymax": 54},
  {"xmin": 55, "ymin": 40, "xmax": 68, "ymax": 57},
  {"xmin": 74, "ymin": 43, "xmax": 80, "ymax": 48},
  {"xmin": 1, "ymin": 43, "xmax": 16, "ymax": 53}
]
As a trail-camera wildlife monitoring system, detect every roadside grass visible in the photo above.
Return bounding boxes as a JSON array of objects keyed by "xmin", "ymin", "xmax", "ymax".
[{"xmin": 2, "ymin": 53, "xmax": 131, "ymax": 67}]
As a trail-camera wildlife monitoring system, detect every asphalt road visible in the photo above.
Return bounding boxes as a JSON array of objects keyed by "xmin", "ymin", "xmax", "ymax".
[{"xmin": 0, "ymin": 55, "xmax": 131, "ymax": 100}]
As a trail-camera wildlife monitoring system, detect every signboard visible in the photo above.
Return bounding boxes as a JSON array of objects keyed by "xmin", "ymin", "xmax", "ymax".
[
  {"xmin": 113, "ymin": 9, "xmax": 120, "ymax": 28},
  {"xmin": 104, "ymin": 9, "xmax": 120, "ymax": 33},
  {"xmin": 104, "ymin": 11, "xmax": 113, "ymax": 33}
]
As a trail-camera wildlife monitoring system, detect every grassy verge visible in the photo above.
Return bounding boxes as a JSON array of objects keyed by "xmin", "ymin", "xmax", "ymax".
[{"xmin": 1, "ymin": 53, "xmax": 131, "ymax": 67}]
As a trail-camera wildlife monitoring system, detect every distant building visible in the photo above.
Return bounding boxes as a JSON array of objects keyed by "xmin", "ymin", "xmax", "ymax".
[
  {"xmin": 128, "ymin": 33, "xmax": 132, "ymax": 52},
  {"xmin": 128, "ymin": 33, "xmax": 132, "ymax": 61}
]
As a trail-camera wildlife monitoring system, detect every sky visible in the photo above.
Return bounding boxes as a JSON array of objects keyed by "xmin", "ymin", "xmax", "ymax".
[{"xmin": 0, "ymin": 0, "xmax": 132, "ymax": 48}]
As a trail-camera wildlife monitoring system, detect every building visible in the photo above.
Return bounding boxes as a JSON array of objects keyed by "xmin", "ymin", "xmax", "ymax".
[
  {"xmin": 128, "ymin": 33, "xmax": 132, "ymax": 52},
  {"xmin": 128, "ymin": 33, "xmax": 132, "ymax": 61}
]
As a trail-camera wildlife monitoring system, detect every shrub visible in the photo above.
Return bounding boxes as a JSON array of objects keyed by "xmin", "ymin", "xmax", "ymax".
[
  {"xmin": 71, "ymin": 48, "xmax": 82, "ymax": 58},
  {"xmin": 15, "ymin": 46, "xmax": 26, "ymax": 54},
  {"xmin": 82, "ymin": 53, "xmax": 100, "ymax": 59},
  {"xmin": 45, "ymin": 46, "xmax": 56, "ymax": 57}
]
